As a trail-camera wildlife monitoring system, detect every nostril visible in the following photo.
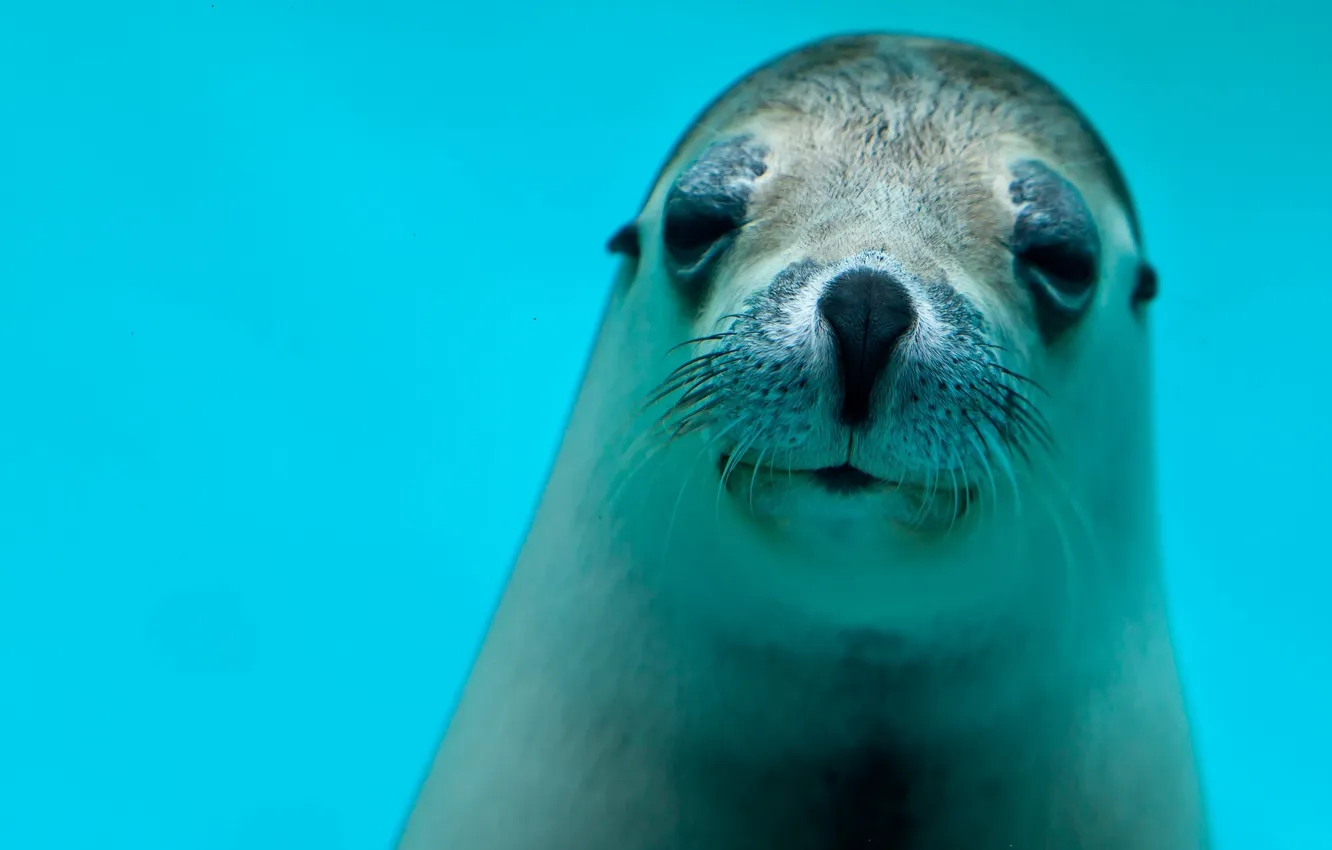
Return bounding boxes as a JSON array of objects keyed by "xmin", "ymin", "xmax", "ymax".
[{"xmin": 817, "ymin": 267, "xmax": 916, "ymax": 426}]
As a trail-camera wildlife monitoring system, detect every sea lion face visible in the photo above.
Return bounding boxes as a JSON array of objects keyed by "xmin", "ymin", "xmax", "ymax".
[{"xmin": 609, "ymin": 38, "xmax": 1156, "ymax": 536}]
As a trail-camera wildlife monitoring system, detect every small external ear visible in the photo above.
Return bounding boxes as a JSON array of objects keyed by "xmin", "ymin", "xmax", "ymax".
[
  {"xmin": 607, "ymin": 222, "xmax": 640, "ymax": 258},
  {"xmin": 1132, "ymin": 262, "xmax": 1159, "ymax": 311}
]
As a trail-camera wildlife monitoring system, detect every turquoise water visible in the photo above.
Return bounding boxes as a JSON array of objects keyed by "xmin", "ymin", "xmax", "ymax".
[{"xmin": 1, "ymin": 1, "xmax": 1327, "ymax": 848}]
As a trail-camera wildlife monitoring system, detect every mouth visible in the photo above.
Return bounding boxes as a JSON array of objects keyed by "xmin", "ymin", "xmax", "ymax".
[
  {"xmin": 807, "ymin": 463, "xmax": 883, "ymax": 494},
  {"xmin": 716, "ymin": 452, "xmax": 983, "ymax": 534},
  {"xmin": 718, "ymin": 456, "xmax": 968, "ymax": 498}
]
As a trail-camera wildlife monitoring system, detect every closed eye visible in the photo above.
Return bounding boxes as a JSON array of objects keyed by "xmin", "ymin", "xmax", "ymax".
[
  {"xmin": 650, "ymin": 134, "xmax": 768, "ymax": 310},
  {"xmin": 1007, "ymin": 159, "xmax": 1102, "ymax": 340},
  {"xmin": 1018, "ymin": 241, "xmax": 1096, "ymax": 293},
  {"xmin": 663, "ymin": 196, "xmax": 743, "ymax": 268}
]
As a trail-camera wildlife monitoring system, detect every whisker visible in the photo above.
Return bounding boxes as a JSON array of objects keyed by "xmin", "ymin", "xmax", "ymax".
[
  {"xmin": 660, "ymin": 403, "xmax": 725, "ymax": 445},
  {"xmin": 984, "ymin": 377, "xmax": 1051, "ymax": 429},
  {"xmin": 962, "ymin": 410, "xmax": 1000, "ymax": 525},
  {"xmin": 647, "ymin": 357, "xmax": 735, "ymax": 410},
  {"xmin": 946, "ymin": 464, "xmax": 962, "ymax": 535},
  {"xmin": 973, "ymin": 381, "xmax": 1052, "ymax": 457},
  {"xmin": 656, "ymin": 374, "xmax": 722, "ymax": 421},
  {"xmin": 665, "ymin": 333, "xmax": 733, "ymax": 355},
  {"xmin": 748, "ymin": 446, "xmax": 766, "ymax": 513},
  {"xmin": 664, "ymin": 422, "xmax": 740, "ymax": 551},
  {"xmin": 965, "ymin": 355, "xmax": 1047, "ymax": 394},
  {"xmin": 997, "ymin": 394, "xmax": 1055, "ymax": 456},
  {"xmin": 716, "ymin": 429, "xmax": 762, "ymax": 515},
  {"xmin": 662, "ymin": 350, "xmax": 732, "ymax": 381}
]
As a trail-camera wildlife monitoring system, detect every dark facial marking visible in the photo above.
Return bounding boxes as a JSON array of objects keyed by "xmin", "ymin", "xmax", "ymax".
[
  {"xmin": 661, "ymin": 135, "xmax": 768, "ymax": 309},
  {"xmin": 1008, "ymin": 159, "xmax": 1102, "ymax": 340}
]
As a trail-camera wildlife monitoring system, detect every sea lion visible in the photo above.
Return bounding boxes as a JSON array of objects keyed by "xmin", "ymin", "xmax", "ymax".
[{"xmin": 396, "ymin": 32, "xmax": 1207, "ymax": 850}]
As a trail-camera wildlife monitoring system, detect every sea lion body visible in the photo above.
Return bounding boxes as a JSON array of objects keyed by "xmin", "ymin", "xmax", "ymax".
[{"xmin": 397, "ymin": 33, "xmax": 1208, "ymax": 850}]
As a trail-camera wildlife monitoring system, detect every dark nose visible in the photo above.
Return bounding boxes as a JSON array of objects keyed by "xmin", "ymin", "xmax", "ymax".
[{"xmin": 817, "ymin": 267, "xmax": 916, "ymax": 426}]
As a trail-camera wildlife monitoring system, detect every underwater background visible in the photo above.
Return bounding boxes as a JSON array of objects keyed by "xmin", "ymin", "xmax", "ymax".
[{"xmin": 1, "ymin": 1, "xmax": 1327, "ymax": 848}]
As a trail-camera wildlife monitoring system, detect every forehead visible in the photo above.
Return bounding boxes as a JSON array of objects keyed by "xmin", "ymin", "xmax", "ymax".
[{"xmin": 647, "ymin": 34, "xmax": 1138, "ymax": 241}]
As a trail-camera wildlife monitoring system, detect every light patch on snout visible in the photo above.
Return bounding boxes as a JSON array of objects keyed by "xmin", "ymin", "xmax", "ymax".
[{"xmin": 704, "ymin": 248, "xmax": 955, "ymax": 367}]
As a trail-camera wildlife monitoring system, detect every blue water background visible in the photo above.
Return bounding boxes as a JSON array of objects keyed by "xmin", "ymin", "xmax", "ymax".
[{"xmin": 1, "ymin": 1, "xmax": 1327, "ymax": 848}]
